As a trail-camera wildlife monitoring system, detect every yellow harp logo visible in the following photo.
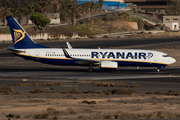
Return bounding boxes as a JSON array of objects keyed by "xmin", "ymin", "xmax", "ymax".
[{"xmin": 13, "ymin": 29, "xmax": 25, "ymax": 44}]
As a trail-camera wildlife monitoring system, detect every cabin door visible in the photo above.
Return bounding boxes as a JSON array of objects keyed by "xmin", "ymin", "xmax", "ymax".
[{"xmin": 154, "ymin": 54, "xmax": 158, "ymax": 61}]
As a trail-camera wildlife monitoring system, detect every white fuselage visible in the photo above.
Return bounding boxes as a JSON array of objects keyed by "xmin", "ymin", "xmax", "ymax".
[{"xmin": 15, "ymin": 48, "xmax": 176, "ymax": 68}]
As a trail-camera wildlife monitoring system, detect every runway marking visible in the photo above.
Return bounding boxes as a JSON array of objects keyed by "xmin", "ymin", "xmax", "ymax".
[
  {"xmin": 23, "ymin": 79, "xmax": 28, "ymax": 81},
  {"xmin": 63, "ymin": 75, "xmax": 179, "ymax": 80}
]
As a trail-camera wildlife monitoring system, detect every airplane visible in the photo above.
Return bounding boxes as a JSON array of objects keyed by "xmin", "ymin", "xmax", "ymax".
[{"xmin": 6, "ymin": 16, "xmax": 176, "ymax": 72}]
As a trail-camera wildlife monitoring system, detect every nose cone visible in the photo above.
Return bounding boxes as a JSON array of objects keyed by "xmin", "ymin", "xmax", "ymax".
[{"xmin": 169, "ymin": 57, "xmax": 176, "ymax": 64}]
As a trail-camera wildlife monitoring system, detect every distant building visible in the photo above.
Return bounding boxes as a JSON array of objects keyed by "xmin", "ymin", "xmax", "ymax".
[
  {"xmin": 124, "ymin": 0, "xmax": 168, "ymax": 10},
  {"xmin": 163, "ymin": 16, "xmax": 180, "ymax": 30},
  {"xmin": 45, "ymin": 13, "xmax": 60, "ymax": 24},
  {"xmin": 77, "ymin": 0, "xmax": 126, "ymax": 10}
]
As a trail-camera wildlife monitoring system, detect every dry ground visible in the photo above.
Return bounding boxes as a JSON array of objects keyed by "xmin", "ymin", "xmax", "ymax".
[{"xmin": 0, "ymin": 91, "xmax": 180, "ymax": 120}]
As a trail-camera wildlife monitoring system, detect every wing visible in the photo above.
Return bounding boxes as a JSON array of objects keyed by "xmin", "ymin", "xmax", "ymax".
[{"xmin": 62, "ymin": 47, "xmax": 100, "ymax": 65}]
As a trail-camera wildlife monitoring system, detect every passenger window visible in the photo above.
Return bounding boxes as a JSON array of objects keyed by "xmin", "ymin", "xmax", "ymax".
[{"xmin": 162, "ymin": 55, "xmax": 169, "ymax": 57}]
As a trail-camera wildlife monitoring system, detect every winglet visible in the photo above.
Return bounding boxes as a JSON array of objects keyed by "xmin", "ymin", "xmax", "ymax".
[
  {"xmin": 62, "ymin": 47, "xmax": 72, "ymax": 58},
  {"xmin": 66, "ymin": 42, "xmax": 73, "ymax": 49}
]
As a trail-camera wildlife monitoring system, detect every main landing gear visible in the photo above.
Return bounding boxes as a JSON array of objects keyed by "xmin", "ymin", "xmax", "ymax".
[
  {"xmin": 88, "ymin": 64, "xmax": 93, "ymax": 72},
  {"xmin": 156, "ymin": 69, "xmax": 160, "ymax": 72}
]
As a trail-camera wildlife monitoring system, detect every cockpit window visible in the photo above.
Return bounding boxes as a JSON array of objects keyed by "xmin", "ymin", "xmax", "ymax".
[{"xmin": 162, "ymin": 55, "xmax": 169, "ymax": 57}]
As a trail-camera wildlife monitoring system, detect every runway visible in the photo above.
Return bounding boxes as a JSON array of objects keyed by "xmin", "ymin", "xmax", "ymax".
[{"xmin": 0, "ymin": 38, "xmax": 180, "ymax": 92}]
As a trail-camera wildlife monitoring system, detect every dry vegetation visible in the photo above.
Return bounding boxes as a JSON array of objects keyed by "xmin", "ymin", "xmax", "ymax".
[
  {"xmin": 73, "ymin": 81, "xmax": 140, "ymax": 88},
  {"xmin": 0, "ymin": 85, "xmax": 180, "ymax": 120}
]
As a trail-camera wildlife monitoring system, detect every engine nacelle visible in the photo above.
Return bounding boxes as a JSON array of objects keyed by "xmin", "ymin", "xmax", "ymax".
[{"xmin": 100, "ymin": 61, "xmax": 118, "ymax": 70}]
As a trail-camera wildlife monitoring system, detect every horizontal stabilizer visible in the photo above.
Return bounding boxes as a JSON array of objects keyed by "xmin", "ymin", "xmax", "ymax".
[{"xmin": 7, "ymin": 46, "xmax": 25, "ymax": 53}]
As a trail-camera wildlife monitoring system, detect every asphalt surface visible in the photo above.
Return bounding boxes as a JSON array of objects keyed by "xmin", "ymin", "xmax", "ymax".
[{"xmin": 0, "ymin": 37, "xmax": 180, "ymax": 92}]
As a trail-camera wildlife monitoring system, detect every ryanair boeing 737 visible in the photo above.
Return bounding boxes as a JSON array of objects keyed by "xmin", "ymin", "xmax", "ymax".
[{"xmin": 7, "ymin": 17, "xmax": 176, "ymax": 72}]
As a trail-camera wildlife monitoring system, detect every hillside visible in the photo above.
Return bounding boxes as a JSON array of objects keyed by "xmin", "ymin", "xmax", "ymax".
[
  {"xmin": 36, "ymin": 13, "xmax": 149, "ymax": 37},
  {"xmin": 0, "ymin": 13, "xmax": 154, "ymax": 37}
]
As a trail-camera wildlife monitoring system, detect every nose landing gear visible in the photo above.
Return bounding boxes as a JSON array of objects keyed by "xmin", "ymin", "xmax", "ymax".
[{"xmin": 156, "ymin": 66, "xmax": 165, "ymax": 72}]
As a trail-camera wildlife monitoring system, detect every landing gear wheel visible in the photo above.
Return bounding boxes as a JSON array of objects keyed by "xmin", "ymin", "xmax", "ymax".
[
  {"xmin": 156, "ymin": 69, "xmax": 160, "ymax": 72},
  {"xmin": 88, "ymin": 64, "xmax": 93, "ymax": 72},
  {"xmin": 88, "ymin": 67, "xmax": 93, "ymax": 72}
]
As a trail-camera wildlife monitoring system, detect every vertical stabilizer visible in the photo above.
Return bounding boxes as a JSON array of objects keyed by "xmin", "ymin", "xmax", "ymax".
[
  {"xmin": 66, "ymin": 42, "xmax": 73, "ymax": 49},
  {"xmin": 7, "ymin": 17, "xmax": 48, "ymax": 49}
]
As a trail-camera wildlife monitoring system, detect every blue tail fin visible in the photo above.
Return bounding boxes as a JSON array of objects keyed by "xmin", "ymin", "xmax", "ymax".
[{"xmin": 7, "ymin": 17, "xmax": 48, "ymax": 49}]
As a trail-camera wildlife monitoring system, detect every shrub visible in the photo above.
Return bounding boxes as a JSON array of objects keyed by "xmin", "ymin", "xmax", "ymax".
[
  {"xmin": 103, "ymin": 89, "xmax": 113, "ymax": 95},
  {"xmin": 147, "ymin": 111, "xmax": 176, "ymax": 119},
  {"xmin": 112, "ymin": 88, "xmax": 136, "ymax": 94},
  {"xmin": 33, "ymin": 88, "xmax": 44, "ymax": 93},
  {"xmin": 14, "ymin": 83, "xmax": 19, "ymax": 86},
  {"xmin": 34, "ymin": 112, "xmax": 49, "ymax": 119},
  {"xmin": 32, "ymin": 26, "xmax": 38, "ymax": 31},
  {"xmin": 6, "ymin": 113, "xmax": 15, "ymax": 118},
  {"xmin": 82, "ymin": 108, "xmax": 93, "ymax": 113},
  {"xmin": 68, "ymin": 88, "xmax": 82, "ymax": 94},
  {"xmin": 90, "ymin": 101, "xmax": 97, "ymax": 104},
  {"xmin": 66, "ymin": 108, "xmax": 77, "ymax": 114},
  {"xmin": 165, "ymin": 90, "xmax": 180, "ymax": 96},
  {"xmin": 103, "ymin": 35, "xmax": 109, "ymax": 38},
  {"xmin": 122, "ymin": 84, "xmax": 129, "ymax": 87},
  {"xmin": 82, "ymin": 100, "xmax": 89, "ymax": 104},
  {"xmin": 102, "ymin": 16, "xmax": 107, "ymax": 21},
  {"xmin": 0, "ymin": 87, "xmax": 13, "ymax": 94},
  {"xmin": 16, "ymin": 115, "xmax": 21, "ymax": 119},
  {"xmin": 82, "ymin": 100, "xmax": 97, "ymax": 104},
  {"xmin": 104, "ymin": 14, "xmax": 118, "ymax": 21},
  {"xmin": 30, "ymin": 13, "xmax": 51, "ymax": 30},
  {"xmin": 86, "ymin": 90, "xmax": 97, "ymax": 94},
  {"xmin": 114, "ymin": 111, "xmax": 136, "ymax": 119},
  {"xmin": 46, "ymin": 108, "xmax": 60, "ymax": 116},
  {"xmin": 118, "ymin": 12, "xmax": 129, "ymax": 17},
  {"xmin": 76, "ymin": 13, "xmax": 81, "ymax": 19},
  {"xmin": 53, "ymin": 116, "xmax": 58, "ymax": 120},
  {"xmin": 145, "ymin": 91, "xmax": 154, "ymax": 94},
  {"xmin": 104, "ymin": 114, "xmax": 114, "ymax": 119},
  {"xmin": 155, "ymin": 91, "xmax": 163, "ymax": 95},
  {"xmin": 60, "ymin": 13, "xmax": 66, "ymax": 21},
  {"xmin": 50, "ymin": 87, "xmax": 55, "ymax": 90},
  {"xmin": 130, "ymin": 84, "xmax": 140, "ymax": 87},
  {"xmin": 19, "ymin": 83, "xmax": 33, "ymax": 86}
]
